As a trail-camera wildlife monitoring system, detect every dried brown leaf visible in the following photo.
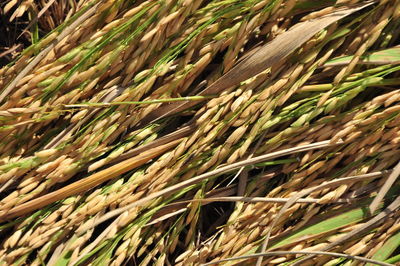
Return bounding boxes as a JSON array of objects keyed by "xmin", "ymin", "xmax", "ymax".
[
  {"xmin": 0, "ymin": 139, "xmax": 182, "ymax": 221},
  {"xmin": 141, "ymin": 1, "xmax": 375, "ymax": 126}
]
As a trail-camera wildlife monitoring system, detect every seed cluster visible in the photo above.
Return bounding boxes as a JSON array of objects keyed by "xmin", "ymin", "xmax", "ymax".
[{"xmin": 1, "ymin": 0, "xmax": 400, "ymax": 265}]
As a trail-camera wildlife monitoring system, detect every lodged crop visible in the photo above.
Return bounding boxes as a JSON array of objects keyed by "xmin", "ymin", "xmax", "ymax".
[{"xmin": 1, "ymin": 0, "xmax": 400, "ymax": 265}]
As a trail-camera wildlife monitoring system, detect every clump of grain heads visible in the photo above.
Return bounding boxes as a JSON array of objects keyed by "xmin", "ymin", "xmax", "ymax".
[{"xmin": 1, "ymin": 0, "xmax": 400, "ymax": 265}]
